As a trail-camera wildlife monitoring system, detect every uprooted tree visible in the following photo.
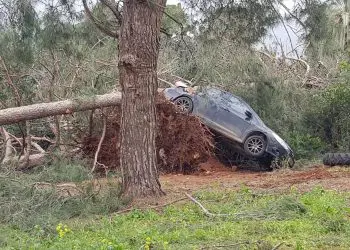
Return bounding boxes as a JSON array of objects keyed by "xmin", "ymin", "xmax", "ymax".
[
  {"xmin": 83, "ymin": 0, "xmax": 167, "ymax": 197},
  {"xmin": 0, "ymin": 91, "xmax": 213, "ymax": 174}
]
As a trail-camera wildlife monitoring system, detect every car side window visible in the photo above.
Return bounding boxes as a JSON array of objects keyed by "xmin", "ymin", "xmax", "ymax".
[
  {"xmin": 203, "ymin": 88, "xmax": 249, "ymax": 114},
  {"xmin": 222, "ymin": 93, "xmax": 247, "ymax": 114}
]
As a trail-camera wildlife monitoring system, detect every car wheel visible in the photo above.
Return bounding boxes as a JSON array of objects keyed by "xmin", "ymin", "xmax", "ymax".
[
  {"xmin": 173, "ymin": 96, "xmax": 193, "ymax": 114},
  {"xmin": 243, "ymin": 135, "xmax": 267, "ymax": 158}
]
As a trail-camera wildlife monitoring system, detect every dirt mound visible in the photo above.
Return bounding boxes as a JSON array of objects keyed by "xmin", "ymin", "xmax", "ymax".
[{"xmin": 82, "ymin": 94, "xmax": 214, "ymax": 174}]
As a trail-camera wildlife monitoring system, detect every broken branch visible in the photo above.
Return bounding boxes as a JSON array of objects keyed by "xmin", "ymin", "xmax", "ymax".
[
  {"xmin": 0, "ymin": 56, "xmax": 22, "ymax": 106},
  {"xmin": 82, "ymin": 0, "xmax": 119, "ymax": 38},
  {"xmin": 0, "ymin": 92, "xmax": 121, "ymax": 125},
  {"xmin": 100, "ymin": 0, "xmax": 122, "ymax": 24},
  {"xmin": 0, "ymin": 127, "xmax": 13, "ymax": 165},
  {"xmin": 286, "ymin": 56, "xmax": 311, "ymax": 86},
  {"xmin": 91, "ymin": 110, "xmax": 107, "ymax": 173},
  {"xmin": 185, "ymin": 193, "xmax": 229, "ymax": 217}
]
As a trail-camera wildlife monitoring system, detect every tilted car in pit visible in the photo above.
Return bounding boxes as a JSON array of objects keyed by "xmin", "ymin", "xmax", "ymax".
[{"xmin": 163, "ymin": 83, "xmax": 295, "ymax": 168}]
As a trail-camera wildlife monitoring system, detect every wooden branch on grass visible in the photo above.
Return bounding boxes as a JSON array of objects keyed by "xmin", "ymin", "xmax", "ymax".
[
  {"xmin": 272, "ymin": 242, "xmax": 285, "ymax": 250},
  {"xmin": 185, "ymin": 193, "xmax": 266, "ymax": 219},
  {"xmin": 185, "ymin": 193, "xmax": 230, "ymax": 217}
]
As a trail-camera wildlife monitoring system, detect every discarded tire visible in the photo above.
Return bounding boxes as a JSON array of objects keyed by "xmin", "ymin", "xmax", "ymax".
[{"xmin": 323, "ymin": 153, "xmax": 350, "ymax": 166}]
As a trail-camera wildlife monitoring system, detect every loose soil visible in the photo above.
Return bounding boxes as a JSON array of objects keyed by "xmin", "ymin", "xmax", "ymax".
[
  {"xmin": 123, "ymin": 157, "xmax": 350, "ymax": 207},
  {"xmin": 161, "ymin": 158, "xmax": 350, "ymax": 193}
]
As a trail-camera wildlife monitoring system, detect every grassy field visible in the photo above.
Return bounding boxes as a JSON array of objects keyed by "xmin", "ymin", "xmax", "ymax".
[{"xmin": 1, "ymin": 185, "xmax": 350, "ymax": 250}]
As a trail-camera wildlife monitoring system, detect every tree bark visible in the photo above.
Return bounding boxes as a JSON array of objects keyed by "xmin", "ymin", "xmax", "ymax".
[
  {"xmin": 0, "ymin": 92, "xmax": 121, "ymax": 125},
  {"xmin": 118, "ymin": 0, "xmax": 166, "ymax": 198}
]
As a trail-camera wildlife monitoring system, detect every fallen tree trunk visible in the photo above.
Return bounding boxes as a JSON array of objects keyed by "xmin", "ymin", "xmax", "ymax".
[{"xmin": 0, "ymin": 92, "xmax": 122, "ymax": 125}]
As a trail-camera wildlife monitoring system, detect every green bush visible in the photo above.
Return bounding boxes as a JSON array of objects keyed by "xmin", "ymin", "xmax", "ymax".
[
  {"xmin": 287, "ymin": 132, "xmax": 326, "ymax": 159},
  {"xmin": 304, "ymin": 83, "xmax": 350, "ymax": 152}
]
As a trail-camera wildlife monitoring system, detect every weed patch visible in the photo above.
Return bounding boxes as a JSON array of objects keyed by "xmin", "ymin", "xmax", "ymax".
[
  {"xmin": 1, "ymin": 187, "xmax": 349, "ymax": 249},
  {"xmin": 0, "ymin": 164, "xmax": 125, "ymax": 231}
]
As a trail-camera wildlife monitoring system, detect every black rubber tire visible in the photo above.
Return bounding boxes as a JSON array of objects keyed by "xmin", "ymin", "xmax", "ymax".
[
  {"xmin": 323, "ymin": 153, "xmax": 350, "ymax": 166},
  {"xmin": 173, "ymin": 96, "xmax": 193, "ymax": 114},
  {"xmin": 243, "ymin": 135, "xmax": 267, "ymax": 158}
]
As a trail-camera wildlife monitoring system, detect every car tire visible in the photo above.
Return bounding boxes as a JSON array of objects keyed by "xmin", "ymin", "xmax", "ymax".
[
  {"xmin": 243, "ymin": 135, "xmax": 267, "ymax": 158},
  {"xmin": 173, "ymin": 96, "xmax": 193, "ymax": 114},
  {"xmin": 323, "ymin": 153, "xmax": 350, "ymax": 166}
]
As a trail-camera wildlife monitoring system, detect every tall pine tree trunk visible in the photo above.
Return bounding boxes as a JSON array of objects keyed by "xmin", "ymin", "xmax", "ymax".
[{"xmin": 118, "ymin": 0, "xmax": 166, "ymax": 197}]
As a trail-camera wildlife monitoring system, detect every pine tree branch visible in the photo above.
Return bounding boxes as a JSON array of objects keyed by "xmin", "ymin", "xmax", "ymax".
[
  {"xmin": 148, "ymin": 0, "xmax": 194, "ymax": 57},
  {"xmin": 82, "ymin": 0, "xmax": 119, "ymax": 38},
  {"xmin": 100, "ymin": 0, "xmax": 122, "ymax": 25},
  {"xmin": 276, "ymin": 0, "xmax": 307, "ymax": 31},
  {"xmin": 267, "ymin": 0, "xmax": 299, "ymax": 58},
  {"xmin": 0, "ymin": 56, "xmax": 22, "ymax": 106}
]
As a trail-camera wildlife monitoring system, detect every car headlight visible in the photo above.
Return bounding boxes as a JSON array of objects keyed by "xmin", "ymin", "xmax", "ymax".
[{"xmin": 271, "ymin": 132, "xmax": 289, "ymax": 150}]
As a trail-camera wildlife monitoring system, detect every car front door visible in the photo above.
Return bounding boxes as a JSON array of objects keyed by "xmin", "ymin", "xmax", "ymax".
[{"xmin": 213, "ymin": 92, "xmax": 252, "ymax": 143}]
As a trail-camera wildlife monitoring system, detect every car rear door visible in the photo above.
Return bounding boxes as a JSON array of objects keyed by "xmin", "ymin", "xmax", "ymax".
[{"xmin": 193, "ymin": 88, "xmax": 220, "ymax": 128}]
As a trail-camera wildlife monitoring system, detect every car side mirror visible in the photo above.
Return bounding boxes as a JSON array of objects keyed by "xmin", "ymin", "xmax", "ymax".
[{"xmin": 245, "ymin": 110, "xmax": 252, "ymax": 120}]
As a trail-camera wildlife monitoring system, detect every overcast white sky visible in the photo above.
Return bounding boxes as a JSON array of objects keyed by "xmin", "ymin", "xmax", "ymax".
[{"xmin": 167, "ymin": 0, "xmax": 179, "ymax": 4}]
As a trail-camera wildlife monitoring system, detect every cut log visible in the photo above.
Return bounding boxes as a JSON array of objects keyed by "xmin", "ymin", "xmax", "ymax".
[{"xmin": 0, "ymin": 92, "xmax": 122, "ymax": 125}]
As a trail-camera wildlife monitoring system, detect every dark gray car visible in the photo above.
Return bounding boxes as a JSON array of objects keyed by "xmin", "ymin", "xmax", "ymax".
[{"xmin": 163, "ymin": 85, "xmax": 294, "ymax": 166}]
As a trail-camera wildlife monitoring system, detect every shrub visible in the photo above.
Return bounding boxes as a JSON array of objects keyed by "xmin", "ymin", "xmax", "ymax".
[{"xmin": 304, "ymin": 83, "xmax": 350, "ymax": 151}]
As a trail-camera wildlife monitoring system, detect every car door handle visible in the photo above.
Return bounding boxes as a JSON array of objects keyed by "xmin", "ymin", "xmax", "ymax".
[{"xmin": 221, "ymin": 107, "xmax": 230, "ymax": 112}]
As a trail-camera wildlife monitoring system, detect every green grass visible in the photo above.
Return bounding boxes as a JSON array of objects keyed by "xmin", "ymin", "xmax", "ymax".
[
  {"xmin": 1, "ymin": 187, "xmax": 349, "ymax": 250},
  {"xmin": 0, "ymin": 159, "xmax": 125, "ymax": 232}
]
